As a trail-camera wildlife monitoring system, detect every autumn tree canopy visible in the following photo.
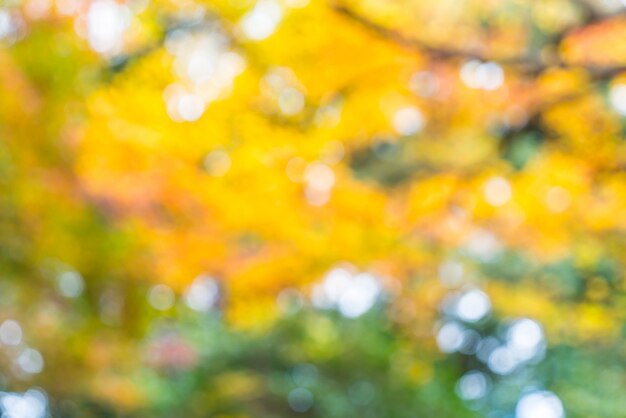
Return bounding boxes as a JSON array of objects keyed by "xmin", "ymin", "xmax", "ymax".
[{"xmin": 1, "ymin": 0, "xmax": 626, "ymax": 417}]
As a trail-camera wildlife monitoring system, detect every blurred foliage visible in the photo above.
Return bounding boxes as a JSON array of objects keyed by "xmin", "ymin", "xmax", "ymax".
[{"xmin": 2, "ymin": 0, "xmax": 626, "ymax": 417}]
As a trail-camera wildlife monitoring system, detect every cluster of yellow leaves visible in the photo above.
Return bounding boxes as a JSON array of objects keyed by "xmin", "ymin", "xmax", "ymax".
[
  {"xmin": 65, "ymin": 0, "xmax": 626, "ymax": 335},
  {"xmin": 3, "ymin": 0, "xmax": 626, "ymax": 345}
]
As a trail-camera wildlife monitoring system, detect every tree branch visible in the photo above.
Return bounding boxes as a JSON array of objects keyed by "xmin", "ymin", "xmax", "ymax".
[
  {"xmin": 331, "ymin": 1, "xmax": 626, "ymax": 78},
  {"xmin": 331, "ymin": 3, "xmax": 544, "ymax": 71}
]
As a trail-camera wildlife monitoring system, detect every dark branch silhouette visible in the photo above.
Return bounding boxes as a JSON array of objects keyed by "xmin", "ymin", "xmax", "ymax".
[{"xmin": 331, "ymin": 2, "xmax": 626, "ymax": 78}]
